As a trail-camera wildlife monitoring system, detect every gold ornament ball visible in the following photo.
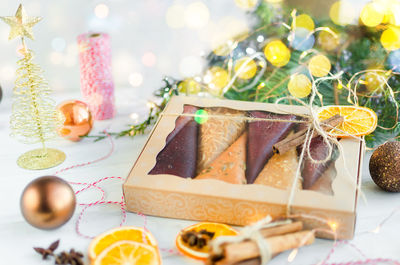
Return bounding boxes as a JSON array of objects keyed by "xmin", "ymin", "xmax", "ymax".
[
  {"xmin": 234, "ymin": 57, "xmax": 258, "ymax": 80},
  {"xmin": 317, "ymin": 30, "xmax": 339, "ymax": 51},
  {"xmin": 288, "ymin": 74, "xmax": 312, "ymax": 98},
  {"xmin": 308, "ymin": 54, "xmax": 331, "ymax": 77},
  {"xmin": 20, "ymin": 176, "xmax": 76, "ymax": 229},
  {"xmin": 369, "ymin": 142, "xmax": 400, "ymax": 192},
  {"xmin": 380, "ymin": 27, "xmax": 400, "ymax": 51},
  {"xmin": 57, "ymin": 100, "xmax": 93, "ymax": 141},
  {"xmin": 264, "ymin": 40, "xmax": 291, "ymax": 67},
  {"xmin": 360, "ymin": 2, "xmax": 384, "ymax": 27},
  {"xmin": 178, "ymin": 78, "xmax": 201, "ymax": 94}
]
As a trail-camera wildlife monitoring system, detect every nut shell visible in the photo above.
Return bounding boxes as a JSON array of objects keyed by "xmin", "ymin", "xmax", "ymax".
[{"xmin": 369, "ymin": 141, "xmax": 400, "ymax": 192}]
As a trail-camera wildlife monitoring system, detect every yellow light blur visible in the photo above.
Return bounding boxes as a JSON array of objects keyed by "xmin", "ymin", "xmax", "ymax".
[
  {"xmin": 185, "ymin": 1, "xmax": 210, "ymax": 29},
  {"xmin": 381, "ymin": 26, "xmax": 400, "ymax": 51},
  {"xmin": 234, "ymin": 57, "xmax": 258, "ymax": 80},
  {"xmin": 293, "ymin": 14, "xmax": 315, "ymax": 31},
  {"xmin": 206, "ymin": 66, "xmax": 230, "ymax": 96},
  {"xmin": 329, "ymin": 1, "xmax": 358, "ymax": 26},
  {"xmin": 234, "ymin": 0, "xmax": 258, "ymax": 9},
  {"xmin": 264, "ymin": 40, "xmax": 291, "ymax": 67},
  {"xmin": 178, "ymin": 78, "xmax": 202, "ymax": 94},
  {"xmin": 288, "ymin": 74, "xmax": 312, "ymax": 98},
  {"xmin": 308, "ymin": 54, "xmax": 331, "ymax": 77},
  {"xmin": 317, "ymin": 30, "xmax": 339, "ymax": 51},
  {"xmin": 328, "ymin": 221, "xmax": 338, "ymax": 231},
  {"xmin": 165, "ymin": 4, "xmax": 185, "ymax": 28},
  {"xmin": 360, "ymin": 2, "xmax": 384, "ymax": 27}
]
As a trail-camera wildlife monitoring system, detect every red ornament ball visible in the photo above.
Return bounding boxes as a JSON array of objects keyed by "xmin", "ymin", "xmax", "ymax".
[{"xmin": 369, "ymin": 141, "xmax": 400, "ymax": 192}]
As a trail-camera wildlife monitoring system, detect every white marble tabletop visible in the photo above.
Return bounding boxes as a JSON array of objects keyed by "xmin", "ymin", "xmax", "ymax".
[{"xmin": 1, "ymin": 89, "xmax": 400, "ymax": 265}]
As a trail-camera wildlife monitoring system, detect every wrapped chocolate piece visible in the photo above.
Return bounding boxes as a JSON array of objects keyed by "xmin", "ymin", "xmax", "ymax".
[
  {"xmin": 149, "ymin": 105, "xmax": 198, "ymax": 178},
  {"xmin": 197, "ymin": 107, "xmax": 246, "ymax": 173},
  {"xmin": 301, "ymin": 136, "xmax": 336, "ymax": 189},
  {"xmin": 254, "ymin": 147, "xmax": 302, "ymax": 189},
  {"xmin": 196, "ymin": 132, "xmax": 247, "ymax": 184},
  {"xmin": 246, "ymin": 111, "xmax": 297, "ymax": 184}
]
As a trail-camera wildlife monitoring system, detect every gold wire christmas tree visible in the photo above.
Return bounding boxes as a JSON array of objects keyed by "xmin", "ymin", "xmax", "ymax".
[{"xmin": 1, "ymin": 4, "xmax": 65, "ymax": 170}]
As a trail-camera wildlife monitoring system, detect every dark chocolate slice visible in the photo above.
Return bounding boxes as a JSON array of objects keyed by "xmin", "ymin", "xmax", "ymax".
[
  {"xmin": 246, "ymin": 111, "xmax": 297, "ymax": 184},
  {"xmin": 301, "ymin": 136, "xmax": 337, "ymax": 189},
  {"xmin": 149, "ymin": 115, "xmax": 198, "ymax": 179},
  {"xmin": 166, "ymin": 105, "xmax": 198, "ymax": 145}
]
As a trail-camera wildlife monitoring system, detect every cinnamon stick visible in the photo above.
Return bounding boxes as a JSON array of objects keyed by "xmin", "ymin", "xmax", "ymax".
[
  {"xmin": 273, "ymin": 114, "xmax": 344, "ymax": 155},
  {"xmin": 259, "ymin": 221, "xmax": 303, "ymax": 238},
  {"xmin": 210, "ymin": 230, "xmax": 315, "ymax": 265}
]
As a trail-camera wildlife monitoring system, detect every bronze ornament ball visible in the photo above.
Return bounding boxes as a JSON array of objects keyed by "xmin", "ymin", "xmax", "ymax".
[
  {"xmin": 57, "ymin": 100, "xmax": 93, "ymax": 141},
  {"xmin": 369, "ymin": 142, "xmax": 400, "ymax": 192},
  {"xmin": 20, "ymin": 176, "xmax": 76, "ymax": 230}
]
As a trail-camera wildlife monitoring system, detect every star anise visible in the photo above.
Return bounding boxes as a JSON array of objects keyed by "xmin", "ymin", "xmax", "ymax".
[
  {"xmin": 181, "ymin": 229, "xmax": 216, "ymax": 249},
  {"xmin": 34, "ymin": 240, "xmax": 60, "ymax": 259}
]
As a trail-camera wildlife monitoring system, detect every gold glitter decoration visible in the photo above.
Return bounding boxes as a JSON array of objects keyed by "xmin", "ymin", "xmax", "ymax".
[
  {"xmin": 1, "ymin": 4, "xmax": 65, "ymax": 170},
  {"xmin": 0, "ymin": 4, "xmax": 42, "ymax": 40},
  {"xmin": 17, "ymin": 148, "xmax": 66, "ymax": 170}
]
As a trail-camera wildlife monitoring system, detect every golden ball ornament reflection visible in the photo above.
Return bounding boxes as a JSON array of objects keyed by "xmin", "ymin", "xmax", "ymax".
[
  {"xmin": 57, "ymin": 100, "xmax": 93, "ymax": 141},
  {"xmin": 234, "ymin": 57, "xmax": 258, "ymax": 80},
  {"xmin": 20, "ymin": 176, "xmax": 76, "ymax": 230},
  {"xmin": 308, "ymin": 54, "xmax": 331, "ymax": 77},
  {"xmin": 264, "ymin": 40, "xmax": 291, "ymax": 67},
  {"xmin": 288, "ymin": 74, "xmax": 312, "ymax": 98}
]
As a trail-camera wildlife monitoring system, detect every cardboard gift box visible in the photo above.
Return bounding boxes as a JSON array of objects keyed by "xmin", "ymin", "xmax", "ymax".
[{"xmin": 123, "ymin": 96, "xmax": 364, "ymax": 240}]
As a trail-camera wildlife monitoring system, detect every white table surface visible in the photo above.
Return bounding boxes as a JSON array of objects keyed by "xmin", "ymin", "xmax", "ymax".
[{"xmin": 1, "ymin": 88, "xmax": 400, "ymax": 265}]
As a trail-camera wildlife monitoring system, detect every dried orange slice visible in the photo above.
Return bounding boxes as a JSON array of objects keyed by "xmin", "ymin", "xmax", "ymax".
[
  {"xmin": 317, "ymin": 105, "xmax": 377, "ymax": 137},
  {"xmin": 93, "ymin": 241, "xmax": 160, "ymax": 265},
  {"xmin": 88, "ymin": 226, "xmax": 158, "ymax": 261},
  {"xmin": 175, "ymin": 222, "xmax": 238, "ymax": 260}
]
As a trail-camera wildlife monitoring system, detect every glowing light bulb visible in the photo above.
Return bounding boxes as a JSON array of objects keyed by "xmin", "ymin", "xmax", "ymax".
[
  {"xmin": 194, "ymin": 109, "xmax": 209, "ymax": 124},
  {"xmin": 288, "ymin": 74, "xmax": 312, "ymax": 98},
  {"xmin": 308, "ymin": 54, "xmax": 331, "ymax": 77},
  {"xmin": 329, "ymin": 1, "xmax": 358, "ymax": 26},
  {"xmin": 129, "ymin": 72, "xmax": 143, "ymax": 87},
  {"xmin": 234, "ymin": 57, "xmax": 258, "ymax": 80},
  {"xmin": 293, "ymin": 14, "xmax": 315, "ymax": 31},
  {"xmin": 264, "ymin": 40, "xmax": 291, "ymax": 67},
  {"xmin": 328, "ymin": 221, "xmax": 338, "ymax": 231}
]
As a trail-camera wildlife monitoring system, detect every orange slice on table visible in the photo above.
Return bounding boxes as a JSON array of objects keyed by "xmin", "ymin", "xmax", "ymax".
[
  {"xmin": 175, "ymin": 222, "xmax": 239, "ymax": 260},
  {"xmin": 93, "ymin": 240, "xmax": 160, "ymax": 265},
  {"xmin": 88, "ymin": 226, "xmax": 158, "ymax": 262},
  {"xmin": 317, "ymin": 105, "xmax": 377, "ymax": 137}
]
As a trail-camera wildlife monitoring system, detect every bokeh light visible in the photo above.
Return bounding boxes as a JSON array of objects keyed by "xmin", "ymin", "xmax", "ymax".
[
  {"xmin": 179, "ymin": 56, "xmax": 203, "ymax": 77},
  {"xmin": 360, "ymin": 2, "xmax": 384, "ymax": 27},
  {"xmin": 308, "ymin": 54, "xmax": 331, "ymax": 77},
  {"xmin": 165, "ymin": 4, "xmax": 185, "ymax": 28},
  {"xmin": 185, "ymin": 1, "xmax": 210, "ymax": 29},
  {"xmin": 141, "ymin": 52, "xmax": 157, "ymax": 67},
  {"xmin": 194, "ymin": 109, "xmax": 209, "ymax": 124},
  {"xmin": 51, "ymin": 37, "xmax": 66, "ymax": 52},
  {"xmin": 288, "ymin": 74, "xmax": 312, "ymax": 98},
  {"xmin": 318, "ymin": 31, "xmax": 339, "ymax": 51},
  {"xmin": 381, "ymin": 26, "xmax": 400, "ymax": 51},
  {"xmin": 264, "ymin": 40, "xmax": 291, "ymax": 67},
  {"xmin": 94, "ymin": 3, "xmax": 109, "ymax": 19},
  {"xmin": 234, "ymin": 0, "xmax": 258, "ymax": 9},
  {"xmin": 129, "ymin": 72, "xmax": 144, "ymax": 87},
  {"xmin": 293, "ymin": 14, "xmax": 315, "ymax": 31},
  {"xmin": 205, "ymin": 66, "xmax": 230, "ymax": 96},
  {"xmin": 50, "ymin": 52, "xmax": 64, "ymax": 65},
  {"xmin": 178, "ymin": 78, "xmax": 202, "ymax": 94},
  {"xmin": 291, "ymin": 28, "xmax": 315, "ymax": 51},
  {"xmin": 234, "ymin": 57, "xmax": 257, "ymax": 80},
  {"xmin": 329, "ymin": 1, "xmax": 358, "ymax": 26}
]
